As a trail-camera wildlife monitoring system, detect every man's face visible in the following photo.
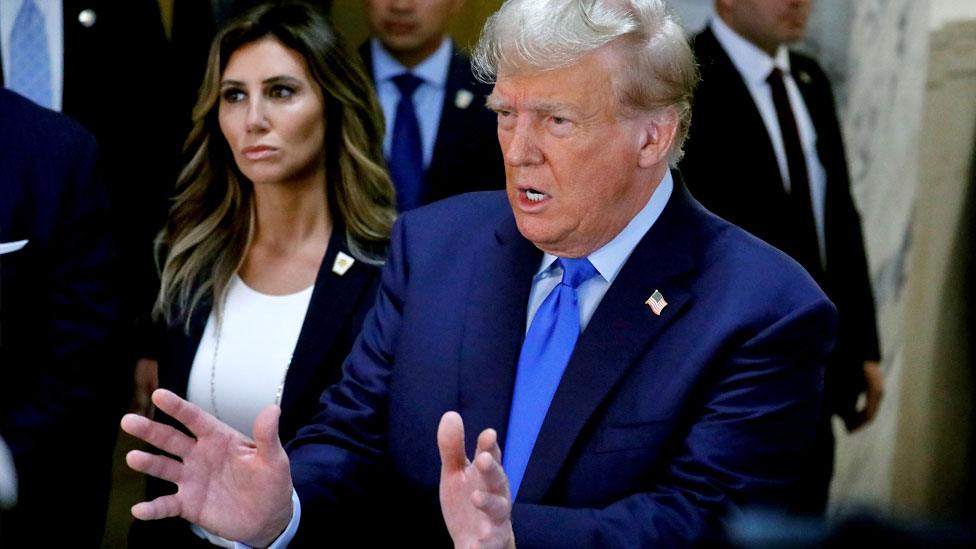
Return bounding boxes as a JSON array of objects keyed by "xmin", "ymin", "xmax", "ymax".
[
  {"xmin": 365, "ymin": 0, "xmax": 462, "ymax": 66},
  {"xmin": 718, "ymin": 0, "xmax": 811, "ymax": 54},
  {"xmin": 488, "ymin": 49, "xmax": 668, "ymax": 257}
]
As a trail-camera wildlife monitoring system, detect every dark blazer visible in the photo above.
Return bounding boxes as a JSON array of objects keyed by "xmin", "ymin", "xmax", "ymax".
[
  {"xmin": 129, "ymin": 229, "xmax": 381, "ymax": 547},
  {"xmin": 287, "ymin": 182, "xmax": 836, "ymax": 546},
  {"xmin": 680, "ymin": 27, "xmax": 880, "ymax": 422},
  {"xmin": 360, "ymin": 42, "xmax": 505, "ymax": 206},
  {"xmin": 1, "ymin": 1, "xmax": 182, "ymax": 341},
  {"xmin": 0, "ymin": 88, "xmax": 122, "ymax": 546}
]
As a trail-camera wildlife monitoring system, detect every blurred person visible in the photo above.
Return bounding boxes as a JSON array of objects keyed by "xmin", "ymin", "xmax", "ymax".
[
  {"xmin": 122, "ymin": 0, "xmax": 835, "ymax": 546},
  {"xmin": 0, "ymin": 87, "xmax": 122, "ymax": 546},
  {"xmin": 361, "ymin": 0, "xmax": 504, "ymax": 211},
  {"xmin": 1, "ymin": 0, "xmax": 185, "ymax": 390},
  {"xmin": 127, "ymin": 2, "xmax": 395, "ymax": 546},
  {"xmin": 678, "ymin": 0, "xmax": 882, "ymax": 514}
]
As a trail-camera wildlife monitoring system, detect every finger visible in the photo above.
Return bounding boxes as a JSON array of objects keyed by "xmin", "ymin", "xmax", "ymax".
[
  {"xmin": 472, "ymin": 489, "xmax": 511, "ymax": 523},
  {"xmin": 121, "ymin": 413, "xmax": 194, "ymax": 458},
  {"xmin": 438, "ymin": 411, "xmax": 468, "ymax": 474},
  {"xmin": 253, "ymin": 404, "xmax": 285, "ymax": 461},
  {"xmin": 132, "ymin": 494, "xmax": 183, "ymax": 521},
  {"xmin": 126, "ymin": 449, "xmax": 183, "ymax": 484},
  {"xmin": 477, "ymin": 428, "xmax": 502, "ymax": 463},
  {"xmin": 475, "ymin": 450, "xmax": 510, "ymax": 497},
  {"xmin": 152, "ymin": 389, "xmax": 221, "ymax": 438}
]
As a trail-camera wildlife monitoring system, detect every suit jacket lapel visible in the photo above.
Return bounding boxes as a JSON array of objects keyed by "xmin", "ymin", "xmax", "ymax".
[
  {"xmin": 425, "ymin": 48, "xmax": 471, "ymax": 202},
  {"xmin": 280, "ymin": 230, "xmax": 372, "ymax": 421},
  {"xmin": 458, "ymin": 208, "xmax": 541, "ymax": 455},
  {"xmin": 517, "ymin": 178, "xmax": 700, "ymax": 502}
]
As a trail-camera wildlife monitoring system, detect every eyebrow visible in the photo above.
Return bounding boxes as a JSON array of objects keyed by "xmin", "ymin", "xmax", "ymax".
[{"xmin": 220, "ymin": 75, "xmax": 304, "ymax": 88}]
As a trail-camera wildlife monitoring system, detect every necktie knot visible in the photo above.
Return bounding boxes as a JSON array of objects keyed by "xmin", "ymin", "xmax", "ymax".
[
  {"xmin": 557, "ymin": 257, "xmax": 597, "ymax": 290},
  {"xmin": 767, "ymin": 67, "xmax": 785, "ymax": 85},
  {"xmin": 392, "ymin": 72, "xmax": 423, "ymax": 98}
]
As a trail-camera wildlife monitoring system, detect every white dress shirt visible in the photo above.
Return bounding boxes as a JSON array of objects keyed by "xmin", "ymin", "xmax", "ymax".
[
  {"xmin": 710, "ymin": 16, "xmax": 827, "ymax": 265},
  {"xmin": 1, "ymin": 0, "xmax": 64, "ymax": 111}
]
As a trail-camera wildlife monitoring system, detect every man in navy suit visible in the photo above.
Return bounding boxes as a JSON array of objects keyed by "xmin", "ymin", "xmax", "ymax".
[
  {"xmin": 122, "ymin": 1, "xmax": 834, "ymax": 546},
  {"xmin": 360, "ymin": 0, "xmax": 504, "ymax": 210},
  {"xmin": 0, "ymin": 88, "xmax": 122, "ymax": 545},
  {"xmin": 678, "ymin": 0, "xmax": 883, "ymax": 513}
]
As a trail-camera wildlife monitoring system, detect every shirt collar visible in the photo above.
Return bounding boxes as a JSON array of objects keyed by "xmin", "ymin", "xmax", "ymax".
[
  {"xmin": 370, "ymin": 36, "xmax": 453, "ymax": 89},
  {"xmin": 709, "ymin": 16, "xmax": 791, "ymax": 86},
  {"xmin": 535, "ymin": 170, "xmax": 674, "ymax": 284}
]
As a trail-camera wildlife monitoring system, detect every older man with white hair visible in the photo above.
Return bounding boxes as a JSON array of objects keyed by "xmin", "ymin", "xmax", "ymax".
[{"xmin": 122, "ymin": 0, "xmax": 834, "ymax": 546}]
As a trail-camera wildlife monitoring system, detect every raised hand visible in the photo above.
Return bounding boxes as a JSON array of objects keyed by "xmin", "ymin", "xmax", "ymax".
[
  {"xmin": 438, "ymin": 411, "xmax": 515, "ymax": 549},
  {"xmin": 121, "ymin": 389, "xmax": 294, "ymax": 547}
]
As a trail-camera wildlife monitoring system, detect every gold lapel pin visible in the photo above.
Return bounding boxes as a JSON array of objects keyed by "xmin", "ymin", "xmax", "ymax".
[
  {"xmin": 797, "ymin": 70, "xmax": 812, "ymax": 85},
  {"xmin": 645, "ymin": 289, "xmax": 668, "ymax": 316},
  {"xmin": 332, "ymin": 251, "xmax": 355, "ymax": 276}
]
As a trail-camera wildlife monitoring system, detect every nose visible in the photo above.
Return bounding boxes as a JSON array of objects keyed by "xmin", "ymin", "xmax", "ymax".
[
  {"xmin": 245, "ymin": 97, "xmax": 269, "ymax": 133},
  {"xmin": 503, "ymin": 121, "xmax": 543, "ymax": 167}
]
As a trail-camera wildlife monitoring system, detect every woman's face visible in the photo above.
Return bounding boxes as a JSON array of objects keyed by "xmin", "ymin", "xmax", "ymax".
[{"xmin": 218, "ymin": 36, "xmax": 327, "ymax": 187}]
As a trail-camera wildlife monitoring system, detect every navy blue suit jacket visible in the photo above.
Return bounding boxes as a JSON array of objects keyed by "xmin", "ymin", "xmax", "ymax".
[
  {"xmin": 0, "ymin": 88, "xmax": 121, "ymax": 545},
  {"xmin": 287, "ymin": 181, "xmax": 835, "ymax": 546}
]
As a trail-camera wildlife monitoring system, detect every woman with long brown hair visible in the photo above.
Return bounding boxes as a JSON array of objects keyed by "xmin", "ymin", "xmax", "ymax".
[{"xmin": 129, "ymin": 2, "xmax": 394, "ymax": 545}]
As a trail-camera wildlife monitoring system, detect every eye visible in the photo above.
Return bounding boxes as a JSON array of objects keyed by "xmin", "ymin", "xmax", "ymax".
[
  {"xmin": 546, "ymin": 115, "xmax": 573, "ymax": 136},
  {"xmin": 269, "ymin": 84, "xmax": 296, "ymax": 99},
  {"xmin": 495, "ymin": 109, "xmax": 516, "ymax": 130},
  {"xmin": 221, "ymin": 88, "xmax": 245, "ymax": 103}
]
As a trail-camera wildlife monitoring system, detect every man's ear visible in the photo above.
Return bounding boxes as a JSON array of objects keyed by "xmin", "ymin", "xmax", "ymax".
[{"xmin": 637, "ymin": 109, "xmax": 678, "ymax": 168}]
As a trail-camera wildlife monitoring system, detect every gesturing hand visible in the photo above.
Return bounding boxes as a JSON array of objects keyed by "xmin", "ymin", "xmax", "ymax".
[
  {"xmin": 120, "ymin": 389, "xmax": 294, "ymax": 548},
  {"xmin": 438, "ymin": 411, "xmax": 515, "ymax": 549}
]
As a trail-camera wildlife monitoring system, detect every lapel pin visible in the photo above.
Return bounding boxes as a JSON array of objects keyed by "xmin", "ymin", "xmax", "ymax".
[
  {"xmin": 454, "ymin": 89, "xmax": 474, "ymax": 110},
  {"xmin": 645, "ymin": 289, "xmax": 668, "ymax": 316},
  {"xmin": 797, "ymin": 70, "xmax": 812, "ymax": 85},
  {"xmin": 332, "ymin": 251, "xmax": 355, "ymax": 276},
  {"xmin": 78, "ymin": 9, "xmax": 97, "ymax": 28}
]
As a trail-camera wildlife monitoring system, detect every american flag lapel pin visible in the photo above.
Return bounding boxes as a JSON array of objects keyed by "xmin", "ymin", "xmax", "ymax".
[{"xmin": 645, "ymin": 289, "xmax": 668, "ymax": 316}]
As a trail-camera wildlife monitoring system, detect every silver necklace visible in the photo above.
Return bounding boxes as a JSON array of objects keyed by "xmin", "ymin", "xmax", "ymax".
[{"xmin": 209, "ymin": 314, "xmax": 293, "ymax": 421}]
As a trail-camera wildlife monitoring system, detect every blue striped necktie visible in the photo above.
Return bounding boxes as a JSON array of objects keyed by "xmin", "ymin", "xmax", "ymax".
[
  {"xmin": 9, "ymin": 0, "xmax": 52, "ymax": 109},
  {"xmin": 503, "ymin": 257, "xmax": 598, "ymax": 498}
]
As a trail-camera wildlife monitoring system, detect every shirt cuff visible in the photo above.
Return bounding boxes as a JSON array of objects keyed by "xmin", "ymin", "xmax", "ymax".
[{"xmin": 233, "ymin": 488, "xmax": 301, "ymax": 549}]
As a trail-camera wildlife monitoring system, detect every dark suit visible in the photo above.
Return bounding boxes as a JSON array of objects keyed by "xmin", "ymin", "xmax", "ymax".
[
  {"xmin": 0, "ymin": 88, "xmax": 122, "ymax": 546},
  {"xmin": 286, "ymin": 181, "xmax": 835, "ymax": 546},
  {"xmin": 128, "ymin": 229, "xmax": 380, "ymax": 547},
  {"xmin": 679, "ymin": 27, "xmax": 881, "ymax": 511},
  {"xmin": 360, "ymin": 42, "xmax": 505, "ymax": 206},
  {"xmin": 1, "ymin": 1, "xmax": 182, "ymax": 352}
]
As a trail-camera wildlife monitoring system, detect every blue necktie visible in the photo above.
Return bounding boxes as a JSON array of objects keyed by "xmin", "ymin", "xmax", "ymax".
[
  {"xmin": 503, "ymin": 257, "xmax": 598, "ymax": 498},
  {"xmin": 8, "ymin": 0, "xmax": 52, "ymax": 109},
  {"xmin": 389, "ymin": 73, "xmax": 424, "ymax": 212}
]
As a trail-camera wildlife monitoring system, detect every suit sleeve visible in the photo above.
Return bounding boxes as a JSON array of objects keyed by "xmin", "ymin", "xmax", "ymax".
[{"xmin": 510, "ymin": 297, "xmax": 836, "ymax": 546}]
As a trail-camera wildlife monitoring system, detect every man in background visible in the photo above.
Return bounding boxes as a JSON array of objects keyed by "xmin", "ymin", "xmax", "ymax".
[
  {"xmin": 679, "ymin": 0, "xmax": 883, "ymax": 513},
  {"xmin": 0, "ymin": 87, "xmax": 121, "ymax": 546},
  {"xmin": 361, "ymin": 0, "xmax": 504, "ymax": 211}
]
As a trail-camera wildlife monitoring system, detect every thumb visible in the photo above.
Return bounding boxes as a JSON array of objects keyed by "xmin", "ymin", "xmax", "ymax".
[
  {"xmin": 438, "ymin": 411, "xmax": 467, "ymax": 475},
  {"xmin": 253, "ymin": 404, "xmax": 284, "ymax": 457}
]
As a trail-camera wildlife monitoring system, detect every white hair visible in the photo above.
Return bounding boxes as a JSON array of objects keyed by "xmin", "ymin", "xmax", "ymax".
[{"xmin": 473, "ymin": 0, "xmax": 699, "ymax": 165}]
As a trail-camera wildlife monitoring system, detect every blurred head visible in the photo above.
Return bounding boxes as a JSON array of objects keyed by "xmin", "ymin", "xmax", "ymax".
[
  {"xmin": 158, "ymin": 0, "xmax": 395, "ymax": 327},
  {"xmin": 715, "ymin": 0, "xmax": 812, "ymax": 55},
  {"xmin": 474, "ymin": 0, "xmax": 698, "ymax": 256},
  {"xmin": 365, "ymin": 0, "xmax": 464, "ymax": 67}
]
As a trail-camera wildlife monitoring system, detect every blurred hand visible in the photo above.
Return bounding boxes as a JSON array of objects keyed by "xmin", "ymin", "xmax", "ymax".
[
  {"xmin": 846, "ymin": 360, "xmax": 884, "ymax": 432},
  {"xmin": 438, "ymin": 411, "xmax": 515, "ymax": 549},
  {"xmin": 130, "ymin": 358, "xmax": 158, "ymax": 418},
  {"xmin": 121, "ymin": 389, "xmax": 294, "ymax": 547}
]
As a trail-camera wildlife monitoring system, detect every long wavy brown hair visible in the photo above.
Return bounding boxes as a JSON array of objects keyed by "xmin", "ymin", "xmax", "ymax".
[{"xmin": 156, "ymin": 1, "xmax": 395, "ymax": 328}]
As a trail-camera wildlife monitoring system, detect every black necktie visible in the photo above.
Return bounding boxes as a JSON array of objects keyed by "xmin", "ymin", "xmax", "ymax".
[{"xmin": 767, "ymin": 67, "xmax": 821, "ymax": 277}]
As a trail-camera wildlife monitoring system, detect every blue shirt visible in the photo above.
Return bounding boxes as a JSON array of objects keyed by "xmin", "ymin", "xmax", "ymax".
[
  {"xmin": 526, "ymin": 170, "xmax": 674, "ymax": 332},
  {"xmin": 370, "ymin": 37, "xmax": 452, "ymax": 168}
]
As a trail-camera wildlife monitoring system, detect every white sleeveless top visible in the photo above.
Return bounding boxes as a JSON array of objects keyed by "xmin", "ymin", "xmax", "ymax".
[{"xmin": 186, "ymin": 274, "xmax": 314, "ymax": 437}]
